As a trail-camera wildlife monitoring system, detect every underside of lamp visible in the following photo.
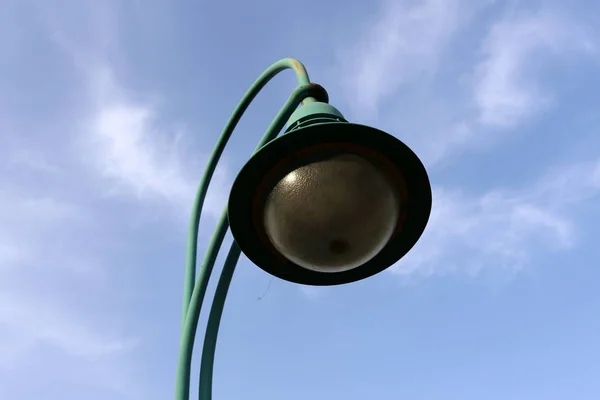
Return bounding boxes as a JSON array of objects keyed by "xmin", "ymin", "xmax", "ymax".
[{"xmin": 228, "ymin": 102, "xmax": 432, "ymax": 286}]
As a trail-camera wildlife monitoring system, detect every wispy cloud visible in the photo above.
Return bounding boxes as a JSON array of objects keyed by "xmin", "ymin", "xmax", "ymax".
[
  {"xmin": 0, "ymin": 191, "xmax": 89, "ymax": 273},
  {"xmin": 334, "ymin": 0, "xmax": 474, "ymax": 119},
  {"xmin": 473, "ymin": 9, "xmax": 597, "ymax": 127},
  {"xmin": 0, "ymin": 1, "xmax": 224, "ymax": 397},
  {"xmin": 334, "ymin": 2, "xmax": 598, "ymax": 165},
  {"xmin": 0, "ymin": 289, "xmax": 135, "ymax": 366},
  {"xmin": 0, "ymin": 184, "xmax": 140, "ymax": 395},
  {"xmin": 42, "ymin": 2, "xmax": 230, "ymax": 220},
  {"xmin": 395, "ymin": 157, "xmax": 600, "ymax": 276},
  {"xmin": 79, "ymin": 65, "xmax": 229, "ymax": 219},
  {"xmin": 330, "ymin": 1, "xmax": 600, "ymax": 279}
]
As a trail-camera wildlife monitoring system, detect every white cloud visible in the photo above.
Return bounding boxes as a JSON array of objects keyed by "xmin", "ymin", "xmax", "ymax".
[
  {"xmin": 0, "ymin": 2, "xmax": 198, "ymax": 396},
  {"xmin": 0, "ymin": 2, "xmax": 237, "ymax": 394},
  {"xmin": 334, "ymin": 0, "xmax": 472, "ymax": 118},
  {"xmin": 473, "ymin": 9, "xmax": 597, "ymax": 127},
  {"xmin": 0, "ymin": 185, "xmax": 140, "ymax": 395},
  {"xmin": 0, "ymin": 191, "xmax": 89, "ymax": 272},
  {"xmin": 39, "ymin": 0, "xmax": 231, "ymax": 220},
  {"xmin": 394, "ymin": 157, "xmax": 600, "ymax": 276},
  {"xmin": 80, "ymin": 66, "xmax": 229, "ymax": 218},
  {"xmin": 0, "ymin": 290, "xmax": 135, "ymax": 365},
  {"xmin": 334, "ymin": 2, "xmax": 598, "ymax": 165}
]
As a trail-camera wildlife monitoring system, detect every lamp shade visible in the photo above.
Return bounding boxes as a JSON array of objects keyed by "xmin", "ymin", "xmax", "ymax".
[{"xmin": 228, "ymin": 103, "xmax": 432, "ymax": 286}]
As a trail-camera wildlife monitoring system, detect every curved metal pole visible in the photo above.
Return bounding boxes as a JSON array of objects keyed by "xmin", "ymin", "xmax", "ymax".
[
  {"xmin": 180, "ymin": 58, "xmax": 313, "ymax": 326},
  {"xmin": 175, "ymin": 59, "xmax": 316, "ymax": 400},
  {"xmin": 197, "ymin": 85, "xmax": 317, "ymax": 400}
]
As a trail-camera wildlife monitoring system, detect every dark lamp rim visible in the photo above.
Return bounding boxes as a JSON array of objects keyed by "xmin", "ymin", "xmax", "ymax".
[{"xmin": 228, "ymin": 122, "xmax": 432, "ymax": 286}]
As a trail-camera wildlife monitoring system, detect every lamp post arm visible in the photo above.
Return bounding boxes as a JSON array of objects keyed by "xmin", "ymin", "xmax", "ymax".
[
  {"xmin": 181, "ymin": 58, "xmax": 314, "ymax": 325},
  {"xmin": 175, "ymin": 58, "xmax": 324, "ymax": 400},
  {"xmin": 197, "ymin": 84, "xmax": 319, "ymax": 400}
]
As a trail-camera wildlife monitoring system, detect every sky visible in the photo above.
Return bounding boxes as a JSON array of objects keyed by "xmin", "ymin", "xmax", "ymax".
[{"xmin": 1, "ymin": 0, "xmax": 600, "ymax": 399}]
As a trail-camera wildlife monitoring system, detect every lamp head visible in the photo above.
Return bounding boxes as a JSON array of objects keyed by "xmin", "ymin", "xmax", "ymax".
[{"xmin": 228, "ymin": 102, "xmax": 432, "ymax": 286}]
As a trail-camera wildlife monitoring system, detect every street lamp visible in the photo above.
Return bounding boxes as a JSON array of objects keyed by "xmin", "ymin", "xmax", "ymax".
[{"xmin": 175, "ymin": 58, "xmax": 432, "ymax": 400}]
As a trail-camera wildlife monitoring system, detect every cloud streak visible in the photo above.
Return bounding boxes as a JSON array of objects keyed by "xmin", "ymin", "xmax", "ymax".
[
  {"xmin": 0, "ymin": 183, "xmax": 140, "ymax": 396},
  {"xmin": 395, "ymin": 157, "xmax": 600, "ymax": 277},
  {"xmin": 474, "ymin": 8, "xmax": 597, "ymax": 127},
  {"xmin": 335, "ymin": 2, "xmax": 598, "ymax": 166},
  {"xmin": 332, "ymin": 1, "xmax": 600, "ymax": 279},
  {"xmin": 80, "ymin": 65, "xmax": 230, "ymax": 219},
  {"xmin": 0, "ymin": 2, "xmax": 226, "ymax": 397},
  {"xmin": 335, "ymin": 0, "xmax": 469, "ymax": 119}
]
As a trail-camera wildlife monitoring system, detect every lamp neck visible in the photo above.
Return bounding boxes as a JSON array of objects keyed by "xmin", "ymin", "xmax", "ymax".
[{"xmin": 285, "ymin": 102, "xmax": 347, "ymax": 133}]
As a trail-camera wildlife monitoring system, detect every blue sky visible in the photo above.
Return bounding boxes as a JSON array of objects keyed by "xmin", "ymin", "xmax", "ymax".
[{"xmin": 2, "ymin": 0, "xmax": 600, "ymax": 399}]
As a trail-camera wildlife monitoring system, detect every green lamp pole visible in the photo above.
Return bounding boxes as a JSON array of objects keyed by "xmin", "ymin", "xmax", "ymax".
[{"xmin": 174, "ymin": 58, "xmax": 433, "ymax": 400}]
